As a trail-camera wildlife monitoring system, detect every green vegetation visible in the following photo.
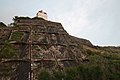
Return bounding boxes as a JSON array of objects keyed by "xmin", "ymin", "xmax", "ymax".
[
  {"xmin": 52, "ymin": 70, "xmax": 65, "ymax": 80},
  {"xmin": 0, "ymin": 41, "xmax": 15, "ymax": 59},
  {"xmin": 38, "ymin": 69, "xmax": 53, "ymax": 80},
  {"xmin": 10, "ymin": 31, "xmax": 23, "ymax": 42},
  {"xmin": 38, "ymin": 63, "xmax": 120, "ymax": 80},
  {"xmin": 37, "ymin": 49, "xmax": 120, "ymax": 80},
  {"xmin": 13, "ymin": 25, "xmax": 29, "ymax": 30},
  {"xmin": 37, "ymin": 65, "xmax": 103, "ymax": 80}
]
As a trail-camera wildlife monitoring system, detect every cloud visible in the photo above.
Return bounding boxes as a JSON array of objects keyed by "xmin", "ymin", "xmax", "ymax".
[
  {"xmin": 0, "ymin": 0, "xmax": 120, "ymax": 46},
  {"xmin": 52, "ymin": 0, "xmax": 120, "ymax": 46},
  {"xmin": 52, "ymin": 0, "xmax": 102, "ymax": 35}
]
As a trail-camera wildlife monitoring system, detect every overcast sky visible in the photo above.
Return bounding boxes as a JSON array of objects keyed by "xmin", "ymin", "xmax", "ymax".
[{"xmin": 0, "ymin": 0, "xmax": 120, "ymax": 46}]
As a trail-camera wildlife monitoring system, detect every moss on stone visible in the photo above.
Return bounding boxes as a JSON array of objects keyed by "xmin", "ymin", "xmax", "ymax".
[
  {"xmin": 0, "ymin": 41, "xmax": 15, "ymax": 58},
  {"xmin": 10, "ymin": 31, "xmax": 23, "ymax": 42}
]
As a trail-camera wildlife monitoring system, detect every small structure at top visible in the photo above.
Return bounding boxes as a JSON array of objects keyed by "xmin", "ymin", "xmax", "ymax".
[{"xmin": 36, "ymin": 10, "xmax": 48, "ymax": 20}]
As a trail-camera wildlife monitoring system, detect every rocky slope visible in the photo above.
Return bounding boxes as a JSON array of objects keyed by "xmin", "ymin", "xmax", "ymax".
[{"xmin": 0, "ymin": 16, "xmax": 120, "ymax": 80}]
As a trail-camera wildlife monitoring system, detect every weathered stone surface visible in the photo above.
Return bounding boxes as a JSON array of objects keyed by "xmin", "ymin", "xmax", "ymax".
[
  {"xmin": 0, "ymin": 17, "xmax": 88, "ymax": 79},
  {"xmin": 1, "ymin": 16, "xmax": 120, "ymax": 80}
]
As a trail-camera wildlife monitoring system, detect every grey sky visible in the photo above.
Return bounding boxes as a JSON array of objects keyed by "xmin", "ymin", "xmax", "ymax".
[{"xmin": 0, "ymin": 0, "xmax": 120, "ymax": 46}]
